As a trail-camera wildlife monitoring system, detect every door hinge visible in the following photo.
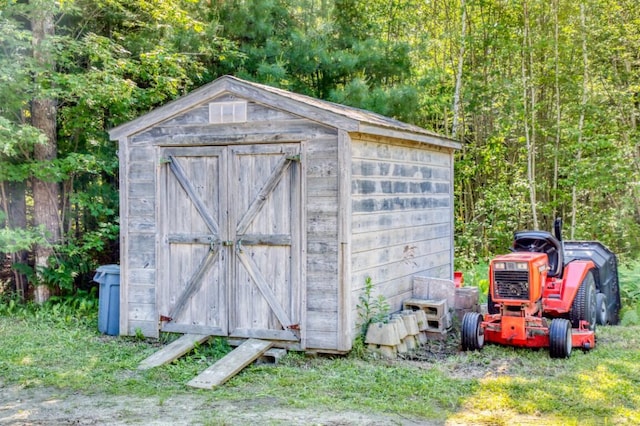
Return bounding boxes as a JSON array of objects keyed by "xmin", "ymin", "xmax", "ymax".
[{"xmin": 286, "ymin": 154, "xmax": 301, "ymax": 162}]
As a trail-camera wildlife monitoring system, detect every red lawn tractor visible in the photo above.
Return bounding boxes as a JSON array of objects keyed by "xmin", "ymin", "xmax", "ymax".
[{"xmin": 461, "ymin": 219, "xmax": 621, "ymax": 358}]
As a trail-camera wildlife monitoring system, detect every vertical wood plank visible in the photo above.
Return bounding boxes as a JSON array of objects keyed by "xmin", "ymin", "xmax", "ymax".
[
  {"xmin": 119, "ymin": 137, "xmax": 131, "ymax": 336},
  {"xmin": 448, "ymin": 148, "xmax": 455, "ymax": 281},
  {"xmin": 297, "ymin": 140, "xmax": 307, "ymax": 349},
  {"xmin": 337, "ymin": 130, "xmax": 352, "ymax": 351}
]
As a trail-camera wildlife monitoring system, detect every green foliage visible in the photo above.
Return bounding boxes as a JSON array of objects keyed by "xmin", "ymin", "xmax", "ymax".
[
  {"xmin": 356, "ymin": 277, "xmax": 390, "ymax": 337},
  {"xmin": 38, "ymin": 222, "xmax": 119, "ymax": 292},
  {"xmin": 2, "ymin": 0, "xmax": 640, "ymax": 303},
  {"xmin": 459, "ymin": 262, "xmax": 490, "ymax": 303},
  {"xmin": 0, "ymin": 288, "xmax": 97, "ymax": 322},
  {"xmin": 618, "ymin": 264, "xmax": 640, "ymax": 325},
  {"xmin": 0, "ymin": 225, "xmax": 47, "ymax": 253}
]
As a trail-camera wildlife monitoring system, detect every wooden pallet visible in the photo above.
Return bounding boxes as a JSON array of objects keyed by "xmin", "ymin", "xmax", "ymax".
[
  {"xmin": 138, "ymin": 333, "xmax": 210, "ymax": 370},
  {"xmin": 187, "ymin": 339, "xmax": 273, "ymax": 389}
]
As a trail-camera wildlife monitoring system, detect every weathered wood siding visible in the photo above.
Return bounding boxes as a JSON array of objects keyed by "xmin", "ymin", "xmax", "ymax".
[
  {"xmin": 350, "ymin": 135, "xmax": 455, "ymax": 335},
  {"xmin": 120, "ymin": 95, "xmax": 343, "ymax": 350},
  {"xmin": 304, "ymin": 136, "xmax": 341, "ymax": 350},
  {"xmin": 120, "ymin": 139, "xmax": 158, "ymax": 337},
  {"xmin": 114, "ymin": 76, "xmax": 457, "ymax": 354}
]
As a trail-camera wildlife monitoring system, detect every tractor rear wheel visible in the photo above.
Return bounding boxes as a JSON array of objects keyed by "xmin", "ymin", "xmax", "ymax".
[
  {"xmin": 596, "ymin": 293, "xmax": 608, "ymax": 325},
  {"xmin": 461, "ymin": 312, "xmax": 485, "ymax": 351},
  {"xmin": 569, "ymin": 270, "xmax": 597, "ymax": 331},
  {"xmin": 549, "ymin": 318, "xmax": 572, "ymax": 358}
]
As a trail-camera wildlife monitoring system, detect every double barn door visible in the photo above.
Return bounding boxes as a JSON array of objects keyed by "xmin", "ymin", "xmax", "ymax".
[{"xmin": 158, "ymin": 144, "xmax": 302, "ymax": 343}]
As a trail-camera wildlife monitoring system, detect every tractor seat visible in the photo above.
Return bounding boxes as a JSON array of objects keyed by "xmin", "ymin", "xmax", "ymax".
[{"xmin": 513, "ymin": 230, "xmax": 564, "ymax": 277}]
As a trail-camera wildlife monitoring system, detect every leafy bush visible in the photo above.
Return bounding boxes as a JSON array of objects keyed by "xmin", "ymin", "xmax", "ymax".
[
  {"xmin": 618, "ymin": 264, "xmax": 640, "ymax": 325},
  {"xmin": 0, "ymin": 288, "xmax": 98, "ymax": 324},
  {"xmin": 39, "ymin": 222, "xmax": 119, "ymax": 293},
  {"xmin": 460, "ymin": 262, "xmax": 489, "ymax": 303}
]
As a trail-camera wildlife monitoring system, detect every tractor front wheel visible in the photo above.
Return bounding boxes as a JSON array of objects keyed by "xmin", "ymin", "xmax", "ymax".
[
  {"xmin": 461, "ymin": 312, "xmax": 485, "ymax": 351},
  {"xmin": 549, "ymin": 318, "xmax": 572, "ymax": 358},
  {"xmin": 596, "ymin": 293, "xmax": 608, "ymax": 325},
  {"xmin": 569, "ymin": 270, "xmax": 597, "ymax": 331}
]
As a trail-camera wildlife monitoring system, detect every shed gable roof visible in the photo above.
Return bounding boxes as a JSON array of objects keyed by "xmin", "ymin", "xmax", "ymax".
[{"xmin": 108, "ymin": 75, "xmax": 460, "ymax": 149}]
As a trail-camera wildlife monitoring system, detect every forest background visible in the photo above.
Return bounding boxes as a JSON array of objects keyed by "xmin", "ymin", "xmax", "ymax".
[{"xmin": 1, "ymin": 0, "xmax": 639, "ymax": 305}]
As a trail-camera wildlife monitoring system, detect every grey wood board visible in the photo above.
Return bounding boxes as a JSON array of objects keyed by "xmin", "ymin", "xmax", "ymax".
[
  {"xmin": 138, "ymin": 333, "xmax": 211, "ymax": 370},
  {"xmin": 126, "ymin": 320, "xmax": 158, "ymax": 338},
  {"xmin": 187, "ymin": 339, "xmax": 273, "ymax": 389}
]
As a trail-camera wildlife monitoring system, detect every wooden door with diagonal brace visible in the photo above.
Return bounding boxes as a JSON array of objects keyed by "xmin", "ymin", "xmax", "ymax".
[{"xmin": 157, "ymin": 144, "xmax": 301, "ymax": 342}]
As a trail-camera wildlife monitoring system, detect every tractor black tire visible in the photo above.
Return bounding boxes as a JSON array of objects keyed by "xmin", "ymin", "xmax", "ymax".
[
  {"xmin": 596, "ymin": 293, "xmax": 608, "ymax": 326},
  {"xmin": 461, "ymin": 312, "xmax": 485, "ymax": 351},
  {"xmin": 569, "ymin": 270, "xmax": 597, "ymax": 331},
  {"xmin": 610, "ymin": 280, "xmax": 621, "ymax": 325},
  {"xmin": 487, "ymin": 291, "xmax": 500, "ymax": 315},
  {"xmin": 549, "ymin": 318, "xmax": 572, "ymax": 359}
]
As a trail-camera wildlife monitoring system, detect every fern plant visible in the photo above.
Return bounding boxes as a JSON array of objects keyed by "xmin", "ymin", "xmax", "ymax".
[{"xmin": 618, "ymin": 264, "xmax": 640, "ymax": 325}]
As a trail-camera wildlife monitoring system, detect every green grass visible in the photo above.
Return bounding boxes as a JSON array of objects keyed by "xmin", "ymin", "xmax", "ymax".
[{"xmin": 1, "ymin": 303, "xmax": 639, "ymax": 424}]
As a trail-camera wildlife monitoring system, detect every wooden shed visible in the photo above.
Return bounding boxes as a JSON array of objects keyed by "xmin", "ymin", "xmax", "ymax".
[{"xmin": 108, "ymin": 75, "xmax": 460, "ymax": 353}]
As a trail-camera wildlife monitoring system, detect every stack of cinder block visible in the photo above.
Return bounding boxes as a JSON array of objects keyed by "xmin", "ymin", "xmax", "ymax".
[
  {"xmin": 364, "ymin": 310, "xmax": 423, "ymax": 358},
  {"xmin": 364, "ymin": 276, "xmax": 483, "ymax": 358},
  {"xmin": 453, "ymin": 286, "xmax": 480, "ymax": 322},
  {"xmin": 402, "ymin": 298, "xmax": 449, "ymax": 340},
  {"xmin": 407, "ymin": 276, "xmax": 455, "ymax": 339}
]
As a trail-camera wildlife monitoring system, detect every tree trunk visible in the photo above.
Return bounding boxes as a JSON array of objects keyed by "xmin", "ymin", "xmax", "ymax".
[
  {"xmin": 31, "ymin": 2, "xmax": 60, "ymax": 304},
  {"xmin": 571, "ymin": 3, "xmax": 589, "ymax": 240},
  {"xmin": 552, "ymin": 0, "xmax": 561, "ymax": 221},
  {"xmin": 522, "ymin": 0, "xmax": 538, "ymax": 229},
  {"xmin": 451, "ymin": 0, "xmax": 467, "ymax": 140},
  {"xmin": 5, "ymin": 181, "xmax": 29, "ymax": 300}
]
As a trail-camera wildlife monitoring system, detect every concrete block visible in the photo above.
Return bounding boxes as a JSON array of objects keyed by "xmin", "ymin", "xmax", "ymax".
[
  {"xmin": 425, "ymin": 300, "xmax": 448, "ymax": 319},
  {"xmin": 396, "ymin": 339, "xmax": 408, "ymax": 353},
  {"xmin": 404, "ymin": 298, "xmax": 449, "ymax": 319},
  {"xmin": 404, "ymin": 335, "xmax": 417, "ymax": 351},
  {"xmin": 413, "ymin": 276, "xmax": 456, "ymax": 308},
  {"xmin": 425, "ymin": 316, "xmax": 446, "ymax": 332},
  {"xmin": 368, "ymin": 344, "xmax": 397, "ymax": 359},
  {"xmin": 365, "ymin": 322, "xmax": 400, "ymax": 347},
  {"xmin": 390, "ymin": 316, "xmax": 408, "ymax": 339},
  {"xmin": 255, "ymin": 348, "xmax": 287, "ymax": 365},
  {"xmin": 416, "ymin": 331, "xmax": 428, "ymax": 345},
  {"xmin": 455, "ymin": 287, "xmax": 480, "ymax": 309},
  {"xmin": 413, "ymin": 309, "xmax": 428, "ymax": 331},
  {"xmin": 400, "ymin": 310, "xmax": 420, "ymax": 335}
]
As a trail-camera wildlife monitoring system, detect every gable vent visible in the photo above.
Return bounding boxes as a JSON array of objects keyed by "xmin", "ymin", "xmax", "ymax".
[{"xmin": 209, "ymin": 101, "xmax": 247, "ymax": 124}]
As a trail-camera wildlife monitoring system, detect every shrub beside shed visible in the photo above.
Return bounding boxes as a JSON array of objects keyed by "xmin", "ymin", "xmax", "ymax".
[{"xmin": 108, "ymin": 75, "xmax": 460, "ymax": 353}]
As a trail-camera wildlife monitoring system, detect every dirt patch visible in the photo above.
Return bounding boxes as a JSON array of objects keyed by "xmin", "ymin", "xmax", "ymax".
[
  {"xmin": 0, "ymin": 333, "xmax": 466, "ymax": 425},
  {"xmin": 398, "ymin": 334, "xmax": 461, "ymax": 363},
  {"xmin": 0, "ymin": 383, "xmax": 438, "ymax": 425}
]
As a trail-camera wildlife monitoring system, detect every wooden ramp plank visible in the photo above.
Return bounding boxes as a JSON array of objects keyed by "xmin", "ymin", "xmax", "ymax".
[
  {"xmin": 138, "ymin": 333, "xmax": 210, "ymax": 370},
  {"xmin": 187, "ymin": 339, "xmax": 272, "ymax": 389}
]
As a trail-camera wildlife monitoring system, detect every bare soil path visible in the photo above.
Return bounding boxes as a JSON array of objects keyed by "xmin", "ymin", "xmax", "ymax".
[{"xmin": 0, "ymin": 383, "xmax": 437, "ymax": 425}]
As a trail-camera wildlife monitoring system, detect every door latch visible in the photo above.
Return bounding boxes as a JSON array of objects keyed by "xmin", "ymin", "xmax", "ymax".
[{"xmin": 222, "ymin": 240, "xmax": 234, "ymax": 246}]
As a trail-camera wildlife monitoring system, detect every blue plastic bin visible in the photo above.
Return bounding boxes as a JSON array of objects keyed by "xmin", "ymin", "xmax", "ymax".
[{"xmin": 93, "ymin": 264, "xmax": 120, "ymax": 335}]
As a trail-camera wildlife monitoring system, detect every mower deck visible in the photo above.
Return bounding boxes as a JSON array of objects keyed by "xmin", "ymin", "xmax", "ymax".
[{"xmin": 482, "ymin": 314, "xmax": 595, "ymax": 350}]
